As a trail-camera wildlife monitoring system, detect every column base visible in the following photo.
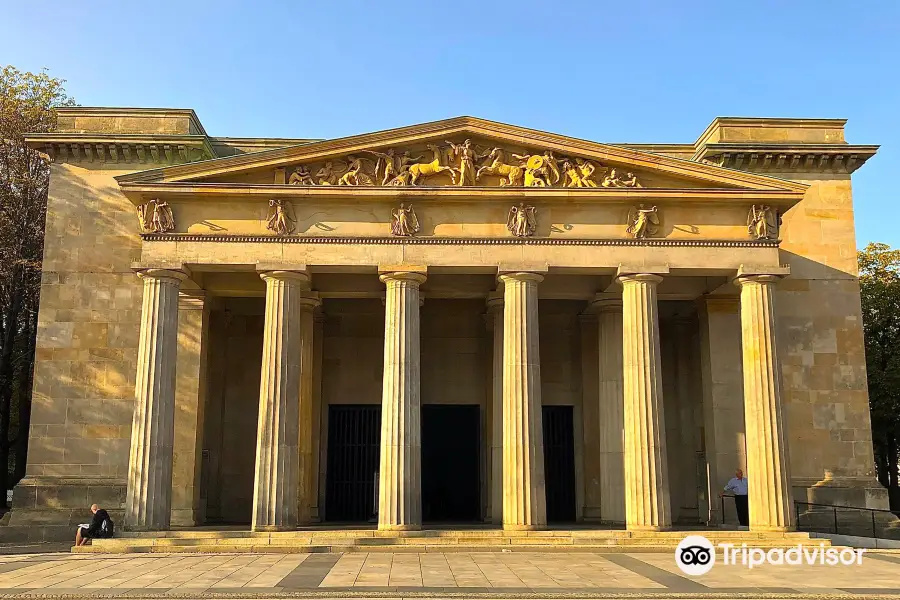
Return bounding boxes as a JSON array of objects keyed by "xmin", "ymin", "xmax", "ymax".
[
  {"xmin": 750, "ymin": 525, "xmax": 796, "ymax": 533},
  {"xmin": 170, "ymin": 508, "xmax": 205, "ymax": 527},
  {"xmin": 378, "ymin": 523, "xmax": 422, "ymax": 532},
  {"xmin": 502, "ymin": 523, "xmax": 546, "ymax": 532},
  {"xmin": 626, "ymin": 524, "xmax": 672, "ymax": 532},
  {"xmin": 252, "ymin": 525, "xmax": 298, "ymax": 532}
]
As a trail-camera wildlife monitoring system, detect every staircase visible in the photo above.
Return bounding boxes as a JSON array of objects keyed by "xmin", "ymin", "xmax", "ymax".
[{"xmin": 75, "ymin": 528, "xmax": 828, "ymax": 554}]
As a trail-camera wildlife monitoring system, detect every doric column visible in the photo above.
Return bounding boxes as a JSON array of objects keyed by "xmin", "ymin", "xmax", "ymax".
[
  {"xmin": 378, "ymin": 271, "xmax": 426, "ymax": 531},
  {"xmin": 297, "ymin": 294, "xmax": 321, "ymax": 525},
  {"xmin": 171, "ymin": 291, "xmax": 210, "ymax": 527},
  {"xmin": 486, "ymin": 291, "xmax": 504, "ymax": 525},
  {"xmin": 499, "ymin": 272, "xmax": 546, "ymax": 530},
  {"xmin": 252, "ymin": 271, "xmax": 316, "ymax": 531},
  {"xmin": 735, "ymin": 274, "xmax": 795, "ymax": 532},
  {"xmin": 125, "ymin": 268, "xmax": 187, "ymax": 531},
  {"xmin": 618, "ymin": 273, "xmax": 672, "ymax": 531},
  {"xmin": 697, "ymin": 298, "xmax": 746, "ymax": 525},
  {"xmin": 595, "ymin": 297, "xmax": 626, "ymax": 525},
  {"xmin": 579, "ymin": 312, "xmax": 601, "ymax": 522},
  {"xmin": 310, "ymin": 309, "xmax": 325, "ymax": 522}
]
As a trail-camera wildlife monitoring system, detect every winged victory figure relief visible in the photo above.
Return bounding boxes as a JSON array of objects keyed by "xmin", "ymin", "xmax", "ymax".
[
  {"xmin": 507, "ymin": 203, "xmax": 537, "ymax": 237},
  {"xmin": 266, "ymin": 198, "xmax": 296, "ymax": 235},
  {"xmin": 626, "ymin": 204, "xmax": 660, "ymax": 239},
  {"xmin": 136, "ymin": 198, "xmax": 175, "ymax": 233},
  {"xmin": 391, "ymin": 203, "xmax": 420, "ymax": 236},
  {"xmin": 747, "ymin": 204, "xmax": 779, "ymax": 240}
]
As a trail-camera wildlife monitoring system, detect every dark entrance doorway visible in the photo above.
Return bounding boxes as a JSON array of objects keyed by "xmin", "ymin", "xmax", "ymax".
[
  {"xmin": 422, "ymin": 404, "xmax": 481, "ymax": 522},
  {"xmin": 543, "ymin": 405, "xmax": 576, "ymax": 523},
  {"xmin": 325, "ymin": 405, "xmax": 381, "ymax": 523}
]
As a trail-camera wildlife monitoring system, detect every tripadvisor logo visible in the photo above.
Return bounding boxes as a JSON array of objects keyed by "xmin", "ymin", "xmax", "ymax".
[
  {"xmin": 675, "ymin": 535, "xmax": 865, "ymax": 575},
  {"xmin": 676, "ymin": 535, "xmax": 716, "ymax": 575}
]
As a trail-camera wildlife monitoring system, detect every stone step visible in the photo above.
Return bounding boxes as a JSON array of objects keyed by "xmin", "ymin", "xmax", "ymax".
[
  {"xmin": 79, "ymin": 529, "xmax": 830, "ymax": 554},
  {"xmin": 74, "ymin": 541, "xmax": 833, "ymax": 554}
]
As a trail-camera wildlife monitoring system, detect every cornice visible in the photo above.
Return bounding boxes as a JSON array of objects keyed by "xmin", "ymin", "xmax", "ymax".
[
  {"xmin": 694, "ymin": 117, "xmax": 849, "ymax": 148},
  {"xmin": 114, "ymin": 116, "xmax": 809, "ymax": 193},
  {"xmin": 694, "ymin": 143, "xmax": 878, "ymax": 174},
  {"xmin": 141, "ymin": 233, "xmax": 780, "ymax": 248},
  {"xmin": 55, "ymin": 107, "xmax": 208, "ymax": 136},
  {"xmin": 117, "ymin": 182, "xmax": 806, "ymax": 208},
  {"xmin": 26, "ymin": 133, "xmax": 215, "ymax": 165}
]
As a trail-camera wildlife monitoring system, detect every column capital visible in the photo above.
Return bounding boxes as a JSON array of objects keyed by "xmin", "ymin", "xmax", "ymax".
[
  {"xmin": 298, "ymin": 292, "xmax": 321, "ymax": 311},
  {"xmin": 259, "ymin": 270, "xmax": 310, "ymax": 286},
  {"xmin": 733, "ymin": 264, "xmax": 790, "ymax": 287},
  {"xmin": 616, "ymin": 272, "xmax": 663, "ymax": 286},
  {"xmin": 498, "ymin": 272, "xmax": 544, "ymax": 284},
  {"xmin": 591, "ymin": 293, "xmax": 623, "ymax": 313},
  {"xmin": 178, "ymin": 290, "xmax": 207, "ymax": 311},
  {"xmin": 734, "ymin": 273, "xmax": 785, "ymax": 287},
  {"xmin": 486, "ymin": 290, "xmax": 504, "ymax": 311},
  {"xmin": 135, "ymin": 268, "xmax": 189, "ymax": 283},
  {"xmin": 379, "ymin": 271, "xmax": 427, "ymax": 285}
]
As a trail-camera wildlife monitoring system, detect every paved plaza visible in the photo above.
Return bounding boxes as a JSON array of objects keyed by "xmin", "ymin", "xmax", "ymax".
[{"xmin": 0, "ymin": 550, "xmax": 895, "ymax": 597}]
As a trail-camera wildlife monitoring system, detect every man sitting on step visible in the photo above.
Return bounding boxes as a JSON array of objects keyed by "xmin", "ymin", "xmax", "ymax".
[{"xmin": 75, "ymin": 504, "xmax": 114, "ymax": 546}]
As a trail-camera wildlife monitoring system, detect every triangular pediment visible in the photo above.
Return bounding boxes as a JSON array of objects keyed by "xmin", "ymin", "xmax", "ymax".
[{"xmin": 116, "ymin": 116, "xmax": 807, "ymax": 193}]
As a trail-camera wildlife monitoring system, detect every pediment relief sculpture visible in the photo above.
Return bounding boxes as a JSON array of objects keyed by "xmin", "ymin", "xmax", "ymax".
[
  {"xmin": 284, "ymin": 140, "xmax": 641, "ymax": 189},
  {"xmin": 602, "ymin": 169, "xmax": 641, "ymax": 188},
  {"xmin": 626, "ymin": 204, "xmax": 660, "ymax": 239},
  {"xmin": 748, "ymin": 204, "xmax": 780, "ymax": 240},
  {"xmin": 137, "ymin": 198, "xmax": 175, "ymax": 233},
  {"xmin": 507, "ymin": 203, "xmax": 537, "ymax": 237},
  {"xmin": 266, "ymin": 198, "xmax": 296, "ymax": 235}
]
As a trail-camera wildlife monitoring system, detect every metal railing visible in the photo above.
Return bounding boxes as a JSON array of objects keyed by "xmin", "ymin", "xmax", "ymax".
[
  {"xmin": 720, "ymin": 494, "xmax": 737, "ymax": 525},
  {"xmin": 794, "ymin": 501, "xmax": 900, "ymax": 540}
]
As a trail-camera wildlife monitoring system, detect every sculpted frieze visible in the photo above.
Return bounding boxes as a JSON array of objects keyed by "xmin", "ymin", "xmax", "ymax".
[
  {"xmin": 284, "ymin": 139, "xmax": 642, "ymax": 189},
  {"xmin": 266, "ymin": 198, "xmax": 296, "ymax": 235},
  {"xmin": 507, "ymin": 203, "xmax": 537, "ymax": 237},
  {"xmin": 137, "ymin": 198, "xmax": 175, "ymax": 233},
  {"xmin": 747, "ymin": 204, "xmax": 780, "ymax": 240},
  {"xmin": 390, "ymin": 203, "xmax": 419, "ymax": 236},
  {"xmin": 626, "ymin": 204, "xmax": 660, "ymax": 239}
]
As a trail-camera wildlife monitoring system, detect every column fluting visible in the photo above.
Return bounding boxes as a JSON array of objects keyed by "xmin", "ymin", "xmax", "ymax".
[
  {"xmin": 619, "ymin": 273, "xmax": 672, "ymax": 531},
  {"xmin": 499, "ymin": 272, "xmax": 547, "ymax": 531},
  {"xmin": 377, "ymin": 271, "xmax": 426, "ymax": 531},
  {"xmin": 736, "ymin": 274, "xmax": 795, "ymax": 532},
  {"xmin": 125, "ymin": 268, "xmax": 187, "ymax": 531}
]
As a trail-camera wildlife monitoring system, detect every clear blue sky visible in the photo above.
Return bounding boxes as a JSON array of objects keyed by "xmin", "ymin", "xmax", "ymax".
[{"xmin": 3, "ymin": 0, "xmax": 898, "ymax": 247}]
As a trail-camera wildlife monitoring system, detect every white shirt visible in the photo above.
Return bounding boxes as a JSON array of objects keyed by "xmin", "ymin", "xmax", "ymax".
[{"xmin": 724, "ymin": 477, "xmax": 748, "ymax": 496}]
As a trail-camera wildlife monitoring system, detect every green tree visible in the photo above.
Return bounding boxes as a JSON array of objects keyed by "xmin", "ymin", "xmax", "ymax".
[
  {"xmin": 859, "ymin": 242, "xmax": 900, "ymax": 505},
  {"xmin": 0, "ymin": 66, "xmax": 74, "ymax": 506}
]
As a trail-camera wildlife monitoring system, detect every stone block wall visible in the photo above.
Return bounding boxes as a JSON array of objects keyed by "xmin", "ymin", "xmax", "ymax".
[
  {"xmin": 9, "ymin": 163, "xmax": 143, "ymax": 533},
  {"xmin": 775, "ymin": 174, "xmax": 884, "ymax": 508}
]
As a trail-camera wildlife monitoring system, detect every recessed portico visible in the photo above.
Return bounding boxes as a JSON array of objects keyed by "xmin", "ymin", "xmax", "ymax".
[{"xmin": 21, "ymin": 109, "xmax": 883, "ymax": 547}]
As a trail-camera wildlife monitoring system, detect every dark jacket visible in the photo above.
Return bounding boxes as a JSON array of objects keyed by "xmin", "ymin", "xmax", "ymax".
[{"xmin": 86, "ymin": 509, "xmax": 113, "ymax": 538}]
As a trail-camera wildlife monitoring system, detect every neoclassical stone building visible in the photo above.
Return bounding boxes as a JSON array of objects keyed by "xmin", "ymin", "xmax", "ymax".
[{"xmin": 7, "ymin": 108, "xmax": 885, "ymax": 539}]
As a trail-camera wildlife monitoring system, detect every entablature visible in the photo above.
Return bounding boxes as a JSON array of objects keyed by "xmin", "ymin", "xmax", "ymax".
[
  {"xmin": 26, "ymin": 133, "xmax": 215, "ymax": 165},
  {"xmin": 694, "ymin": 143, "xmax": 878, "ymax": 174}
]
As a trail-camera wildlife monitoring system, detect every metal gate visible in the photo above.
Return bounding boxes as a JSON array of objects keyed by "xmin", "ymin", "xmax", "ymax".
[
  {"xmin": 421, "ymin": 405, "xmax": 481, "ymax": 522},
  {"xmin": 325, "ymin": 405, "xmax": 381, "ymax": 522},
  {"xmin": 542, "ymin": 405, "xmax": 576, "ymax": 523}
]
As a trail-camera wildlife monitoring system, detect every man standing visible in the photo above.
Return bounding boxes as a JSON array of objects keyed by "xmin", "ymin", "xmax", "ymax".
[{"xmin": 722, "ymin": 469, "xmax": 749, "ymax": 527}]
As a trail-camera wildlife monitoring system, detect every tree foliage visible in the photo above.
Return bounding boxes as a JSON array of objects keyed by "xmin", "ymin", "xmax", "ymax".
[
  {"xmin": 0, "ymin": 66, "xmax": 74, "ymax": 504},
  {"xmin": 858, "ymin": 242, "xmax": 900, "ymax": 495}
]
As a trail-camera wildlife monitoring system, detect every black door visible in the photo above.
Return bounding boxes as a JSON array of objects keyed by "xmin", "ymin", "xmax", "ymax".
[
  {"xmin": 543, "ymin": 405, "xmax": 576, "ymax": 523},
  {"xmin": 422, "ymin": 405, "xmax": 481, "ymax": 522},
  {"xmin": 325, "ymin": 405, "xmax": 381, "ymax": 522}
]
